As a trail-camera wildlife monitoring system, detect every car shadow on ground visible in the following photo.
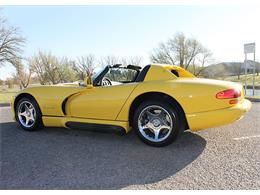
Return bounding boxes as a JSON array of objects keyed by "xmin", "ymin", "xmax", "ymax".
[{"xmin": 0, "ymin": 122, "xmax": 206, "ymax": 189}]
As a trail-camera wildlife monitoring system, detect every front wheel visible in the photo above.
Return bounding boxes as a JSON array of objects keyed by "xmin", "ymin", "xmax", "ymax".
[
  {"xmin": 15, "ymin": 97, "xmax": 43, "ymax": 131},
  {"xmin": 133, "ymin": 100, "xmax": 183, "ymax": 147}
]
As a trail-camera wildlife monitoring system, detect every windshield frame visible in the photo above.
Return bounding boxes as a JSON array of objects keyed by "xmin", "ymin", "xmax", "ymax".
[{"xmin": 92, "ymin": 65, "xmax": 140, "ymax": 86}]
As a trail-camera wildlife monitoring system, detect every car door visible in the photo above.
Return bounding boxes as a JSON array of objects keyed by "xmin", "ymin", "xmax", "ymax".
[{"xmin": 68, "ymin": 83, "xmax": 138, "ymax": 120}]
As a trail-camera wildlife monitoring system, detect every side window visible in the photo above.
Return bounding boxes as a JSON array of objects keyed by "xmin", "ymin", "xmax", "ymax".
[{"xmin": 105, "ymin": 68, "xmax": 138, "ymax": 83}]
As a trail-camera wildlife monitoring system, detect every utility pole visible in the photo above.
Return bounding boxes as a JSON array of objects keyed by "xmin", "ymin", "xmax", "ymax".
[
  {"xmin": 244, "ymin": 43, "xmax": 256, "ymax": 96},
  {"xmin": 253, "ymin": 51, "xmax": 256, "ymax": 95},
  {"xmin": 244, "ymin": 53, "xmax": 247, "ymax": 95}
]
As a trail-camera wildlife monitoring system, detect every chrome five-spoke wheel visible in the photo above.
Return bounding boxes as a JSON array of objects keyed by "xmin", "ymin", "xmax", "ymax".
[
  {"xmin": 138, "ymin": 105, "xmax": 173, "ymax": 142},
  {"xmin": 134, "ymin": 100, "xmax": 182, "ymax": 147},
  {"xmin": 16, "ymin": 97, "xmax": 43, "ymax": 131},
  {"xmin": 17, "ymin": 101, "xmax": 36, "ymax": 128}
]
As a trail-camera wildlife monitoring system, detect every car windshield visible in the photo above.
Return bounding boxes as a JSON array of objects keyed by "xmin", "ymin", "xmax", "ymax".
[
  {"xmin": 91, "ymin": 65, "xmax": 141, "ymax": 86},
  {"xmin": 92, "ymin": 67, "xmax": 104, "ymax": 81},
  {"xmin": 105, "ymin": 68, "xmax": 139, "ymax": 83}
]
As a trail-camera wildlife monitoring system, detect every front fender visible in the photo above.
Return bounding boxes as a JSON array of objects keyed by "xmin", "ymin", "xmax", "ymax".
[{"xmin": 13, "ymin": 86, "xmax": 84, "ymax": 117}]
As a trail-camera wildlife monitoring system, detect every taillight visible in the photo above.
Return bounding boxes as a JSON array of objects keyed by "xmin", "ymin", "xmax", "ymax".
[{"xmin": 216, "ymin": 89, "xmax": 241, "ymax": 99}]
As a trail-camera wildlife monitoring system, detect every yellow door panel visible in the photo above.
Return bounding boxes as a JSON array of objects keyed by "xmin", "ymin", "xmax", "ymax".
[{"xmin": 67, "ymin": 83, "xmax": 138, "ymax": 120}]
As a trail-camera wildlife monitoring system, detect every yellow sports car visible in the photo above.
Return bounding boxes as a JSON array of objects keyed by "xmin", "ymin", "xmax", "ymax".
[{"xmin": 11, "ymin": 64, "xmax": 252, "ymax": 146}]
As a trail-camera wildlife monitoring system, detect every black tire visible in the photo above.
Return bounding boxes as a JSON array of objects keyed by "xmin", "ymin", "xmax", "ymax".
[
  {"xmin": 133, "ymin": 100, "xmax": 184, "ymax": 147},
  {"xmin": 15, "ymin": 97, "xmax": 43, "ymax": 131}
]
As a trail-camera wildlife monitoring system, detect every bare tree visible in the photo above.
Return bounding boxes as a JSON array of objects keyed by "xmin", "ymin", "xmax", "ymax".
[
  {"xmin": 121, "ymin": 56, "xmax": 143, "ymax": 66},
  {"xmin": 5, "ymin": 77, "xmax": 15, "ymax": 88},
  {"xmin": 11, "ymin": 59, "xmax": 31, "ymax": 89},
  {"xmin": 30, "ymin": 51, "xmax": 60, "ymax": 84},
  {"xmin": 73, "ymin": 54, "xmax": 96, "ymax": 80},
  {"xmin": 99, "ymin": 55, "xmax": 118, "ymax": 66},
  {"xmin": 29, "ymin": 54, "xmax": 48, "ymax": 85},
  {"xmin": 56, "ymin": 57, "xmax": 76, "ymax": 83},
  {"xmin": 232, "ymin": 62, "xmax": 243, "ymax": 79},
  {"xmin": 41, "ymin": 52, "xmax": 60, "ymax": 84},
  {"xmin": 191, "ymin": 49, "xmax": 213, "ymax": 76},
  {"xmin": 100, "ymin": 55, "xmax": 143, "ymax": 66},
  {"xmin": 151, "ymin": 32, "xmax": 207, "ymax": 69},
  {"xmin": 150, "ymin": 42, "xmax": 175, "ymax": 65},
  {"xmin": 198, "ymin": 49, "xmax": 213, "ymax": 67},
  {"xmin": 30, "ymin": 51, "xmax": 76, "ymax": 85},
  {"xmin": 0, "ymin": 12, "xmax": 25, "ymax": 67}
]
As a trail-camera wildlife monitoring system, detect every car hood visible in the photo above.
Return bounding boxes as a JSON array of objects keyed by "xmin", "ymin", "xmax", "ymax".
[{"xmin": 15, "ymin": 85, "xmax": 85, "ymax": 116}]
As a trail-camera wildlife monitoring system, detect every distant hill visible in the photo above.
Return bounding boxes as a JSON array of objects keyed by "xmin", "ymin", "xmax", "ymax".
[{"xmin": 203, "ymin": 60, "xmax": 260, "ymax": 78}]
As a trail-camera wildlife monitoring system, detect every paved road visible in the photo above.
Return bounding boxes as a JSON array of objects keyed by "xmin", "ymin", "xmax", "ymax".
[{"xmin": 0, "ymin": 104, "xmax": 259, "ymax": 189}]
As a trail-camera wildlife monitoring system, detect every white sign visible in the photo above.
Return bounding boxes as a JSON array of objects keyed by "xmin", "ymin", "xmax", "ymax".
[{"xmin": 244, "ymin": 43, "xmax": 255, "ymax": 54}]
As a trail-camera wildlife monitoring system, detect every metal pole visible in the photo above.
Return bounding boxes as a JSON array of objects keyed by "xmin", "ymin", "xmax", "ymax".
[
  {"xmin": 252, "ymin": 51, "xmax": 256, "ymax": 96},
  {"xmin": 244, "ymin": 54, "xmax": 247, "ymax": 95}
]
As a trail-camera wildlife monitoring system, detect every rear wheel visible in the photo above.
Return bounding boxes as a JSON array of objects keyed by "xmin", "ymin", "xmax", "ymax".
[
  {"xmin": 15, "ymin": 97, "xmax": 43, "ymax": 131},
  {"xmin": 133, "ymin": 100, "xmax": 183, "ymax": 147}
]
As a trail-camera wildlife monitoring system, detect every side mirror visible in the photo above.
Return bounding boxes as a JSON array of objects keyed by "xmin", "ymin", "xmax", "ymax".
[{"xmin": 84, "ymin": 76, "xmax": 93, "ymax": 89}]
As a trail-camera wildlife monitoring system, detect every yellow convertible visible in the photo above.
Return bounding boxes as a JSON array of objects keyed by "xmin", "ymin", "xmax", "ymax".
[{"xmin": 11, "ymin": 64, "xmax": 252, "ymax": 146}]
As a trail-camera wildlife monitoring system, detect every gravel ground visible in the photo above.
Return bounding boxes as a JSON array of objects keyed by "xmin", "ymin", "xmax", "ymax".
[{"xmin": 0, "ymin": 103, "xmax": 259, "ymax": 189}]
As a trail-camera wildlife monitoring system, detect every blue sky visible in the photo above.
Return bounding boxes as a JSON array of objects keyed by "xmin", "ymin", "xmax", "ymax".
[{"xmin": 1, "ymin": 5, "xmax": 260, "ymax": 79}]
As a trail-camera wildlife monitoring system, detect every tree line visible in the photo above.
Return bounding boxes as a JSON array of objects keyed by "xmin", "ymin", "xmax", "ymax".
[{"xmin": 1, "ymin": 11, "xmax": 214, "ymax": 89}]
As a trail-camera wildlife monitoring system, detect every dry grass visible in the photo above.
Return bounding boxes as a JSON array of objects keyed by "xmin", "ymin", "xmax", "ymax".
[{"xmin": 221, "ymin": 74, "xmax": 260, "ymax": 86}]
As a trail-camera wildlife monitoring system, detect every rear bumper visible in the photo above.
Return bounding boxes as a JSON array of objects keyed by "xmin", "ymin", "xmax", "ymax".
[{"xmin": 186, "ymin": 99, "xmax": 252, "ymax": 131}]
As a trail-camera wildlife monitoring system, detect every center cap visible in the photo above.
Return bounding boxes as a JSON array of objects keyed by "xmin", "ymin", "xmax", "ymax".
[{"xmin": 152, "ymin": 119, "xmax": 161, "ymax": 127}]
